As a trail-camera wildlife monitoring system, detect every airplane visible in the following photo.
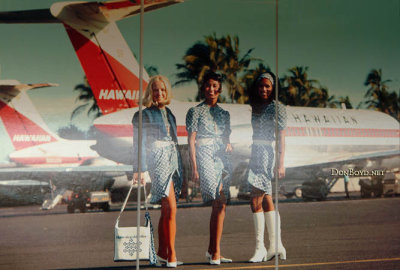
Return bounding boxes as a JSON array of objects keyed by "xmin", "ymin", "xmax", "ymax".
[
  {"xmin": 0, "ymin": 80, "xmax": 99, "ymax": 167},
  {"xmin": 0, "ymin": 79, "xmax": 131, "ymax": 205},
  {"xmin": 0, "ymin": 0, "xmax": 399, "ymax": 200}
]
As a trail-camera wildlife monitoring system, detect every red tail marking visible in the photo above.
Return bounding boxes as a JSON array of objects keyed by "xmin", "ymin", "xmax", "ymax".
[
  {"xmin": 103, "ymin": 0, "xmax": 137, "ymax": 9},
  {"xmin": 64, "ymin": 24, "xmax": 148, "ymax": 115},
  {"xmin": 102, "ymin": 0, "xmax": 167, "ymax": 9},
  {"xmin": 0, "ymin": 102, "xmax": 57, "ymax": 150}
]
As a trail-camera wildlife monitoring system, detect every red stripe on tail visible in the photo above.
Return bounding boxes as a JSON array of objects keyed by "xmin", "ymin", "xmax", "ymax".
[
  {"xmin": 0, "ymin": 102, "xmax": 57, "ymax": 150},
  {"xmin": 64, "ymin": 24, "xmax": 147, "ymax": 114}
]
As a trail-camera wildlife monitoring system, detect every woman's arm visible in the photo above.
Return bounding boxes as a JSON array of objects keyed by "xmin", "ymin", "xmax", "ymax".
[
  {"xmin": 278, "ymin": 130, "xmax": 285, "ymax": 178},
  {"xmin": 132, "ymin": 111, "xmax": 149, "ymax": 173},
  {"xmin": 188, "ymin": 131, "xmax": 199, "ymax": 183},
  {"xmin": 223, "ymin": 111, "xmax": 233, "ymax": 153}
]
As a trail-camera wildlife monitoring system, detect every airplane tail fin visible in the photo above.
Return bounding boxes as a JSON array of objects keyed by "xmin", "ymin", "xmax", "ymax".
[
  {"xmin": 0, "ymin": 0, "xmax": 183, "ymax": 115},
  {"xmin": 0, "ymin": 82, "xmax": 60, "ymax": 150},
  {"xmin": 50, "ymin": 0, "xmax": 181, "ymax": 115}
]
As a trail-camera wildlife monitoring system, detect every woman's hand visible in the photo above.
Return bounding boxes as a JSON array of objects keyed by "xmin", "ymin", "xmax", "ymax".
[
  {"xmin": 188, "ymin": 132, "xmax": 199, "ymax": 184},
  {"xmin": 225, "ymin": 143, "xmax": 233, "ymax": 153},
  {"xmin": 278, "ymin": 166, "xmax": 286, "ymax": 179},
  {"xmin": 133, "ymin": 172, "xmax": 146, "ymax": 185},
  {"xmin": 191, "ymin": 169, "xmax": 200, "ymax": 183}
]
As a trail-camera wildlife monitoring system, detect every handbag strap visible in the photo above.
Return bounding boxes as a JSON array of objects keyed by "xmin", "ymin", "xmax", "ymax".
[{"xmin": 115, "ymin": 175, "xmax": 148, "ymax": 227}]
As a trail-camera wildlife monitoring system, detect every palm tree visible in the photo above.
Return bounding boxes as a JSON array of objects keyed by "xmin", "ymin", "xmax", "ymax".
[
  {"xmin": 175, "ymin": 33, "xmax": 257, "ymax": 103},
  {"xmin": 308, "ymin": 85, "xmax": 336, "ymax": 108},
  {"xmin": 362, "ymin": 69, "xmax": 400, "ymax": 120},
  {"xmin": 280, "ymin": 66, "xmax": 335, "ymax": 107},
  {"xmin": 57, "ymin": 124, "xmax": 86, "ymax": 139},
  {"xmin": 175, "ymin": 42, "xmax": 213, "ymax": 101},
  {"xmin": 384, "ymin": 91, "xmax": 400, "ymax": 120},
  {"xmin": 363, "ymin": 69, "xmax": 390, "ymax": 100},
  {"xmin": 328, "ymin": 96, "xmax": 353, "ymax": 109},
  {"xmin": 71, "ymin": 76, "xmax": 102, "ymax": 120},
  {"xmin": 144, "ymin": 64, "xmax": 159, "ymax": 77},
  {"xmin": 280, "ymin": 66, "xmax": 316, "ymax": 106},
  {"xmin": 219, "ymin": 35, "xmax": 254, "ymax": 103}
]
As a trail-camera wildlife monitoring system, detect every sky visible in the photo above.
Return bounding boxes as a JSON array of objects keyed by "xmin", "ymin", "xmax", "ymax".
[{"xmin": 0, "ymin": 0, "xmax": 399, "ymax": 162}]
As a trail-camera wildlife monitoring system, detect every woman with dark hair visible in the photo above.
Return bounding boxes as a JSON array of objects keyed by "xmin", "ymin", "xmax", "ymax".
[
  {"xmin": 132, "ymin": 75, "xmax": 183, "ymax": 268},
  {"xmin": 186, "ymin": 71, "xmax": 233, "ymax": 265},
  {"xmin": 247, "ymin": 72, "xmax": 287, "ymax": 262}
]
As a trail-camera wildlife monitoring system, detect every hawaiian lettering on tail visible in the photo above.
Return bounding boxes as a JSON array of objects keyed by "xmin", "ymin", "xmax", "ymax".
[
  {"xmin": 0, "ymin": 97, "xmax": 58, "ymax": 150},
  {"xmin": 98, "ymin": 89, "xmax": 140, "ymax": 101},
  {"xmin": 12, "ymin": 135, "xmax": 52, "ymax": 142},
  {"xmin": 50, "ymin": 1, "xmax": 182, "ymax": 114}
]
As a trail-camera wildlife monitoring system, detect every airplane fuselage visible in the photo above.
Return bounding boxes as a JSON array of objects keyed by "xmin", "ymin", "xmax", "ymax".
[{"xmin": 91, "ymin": 100, "xmax": 400, "ymax": 168}]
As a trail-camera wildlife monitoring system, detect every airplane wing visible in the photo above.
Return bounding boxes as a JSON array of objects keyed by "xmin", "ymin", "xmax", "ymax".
[
  {"xmin": 0, "ymin": 164, "xmax": 132, "ymax": 181},
  {"xmin": 0, "ymin": 164, "xmax": 133, "ymax": 195}
]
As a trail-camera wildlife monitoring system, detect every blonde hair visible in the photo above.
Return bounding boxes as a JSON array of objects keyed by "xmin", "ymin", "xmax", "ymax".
[{"xmin": 142, "ymin": 75, "xmax": 172, "ymax": 107}]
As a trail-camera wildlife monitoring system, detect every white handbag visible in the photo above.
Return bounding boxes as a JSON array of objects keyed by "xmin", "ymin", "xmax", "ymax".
[{"xmin": 114, "ymin": 180, "xmax": 156, "ymax": 264}]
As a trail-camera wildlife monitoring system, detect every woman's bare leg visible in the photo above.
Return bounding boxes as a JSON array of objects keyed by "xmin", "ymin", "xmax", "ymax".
[
  {"xmin": 208, "ymin": 190, "xmax": 227, "ymax": 260},
  {"xmin": 158, "ymin": 181, "xmax": 177, "ymax": 262},
  {"xmin": 158, "ymin": 207, "xmax": 168, "ymax": 259},
  {"xmin": 262, "ymin": 194, "xmax": 275, "ymax": 212}
]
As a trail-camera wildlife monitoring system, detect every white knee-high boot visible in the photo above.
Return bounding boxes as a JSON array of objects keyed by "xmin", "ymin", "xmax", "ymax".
[
  {"xmin": 265, "ymin": 211, "xmax": 286, "ymax": 260},
  {"xmin": 249, "ymin": 212, "xmax": 267, "ymax": 262}
]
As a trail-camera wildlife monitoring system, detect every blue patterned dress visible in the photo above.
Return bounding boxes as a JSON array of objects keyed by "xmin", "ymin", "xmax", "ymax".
[
  {"xmin": 247, "ymin": 101, "xmax": 287, "ymax": 194},
  {"xmin": 186, "ymin": 102, "xmax": 233, "ymax": 202},
  {"xmin": 132, "ymin": 106, "xmax": 183, "ymax": 203}
]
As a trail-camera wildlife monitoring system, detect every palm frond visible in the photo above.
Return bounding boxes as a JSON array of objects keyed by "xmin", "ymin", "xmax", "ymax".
[{"xmin": 70, "ymin": 103, "xmax": 89, "ymax": 120}]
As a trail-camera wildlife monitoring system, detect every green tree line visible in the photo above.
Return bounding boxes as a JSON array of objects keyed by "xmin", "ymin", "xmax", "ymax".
[
  {"xmin": 175, "ymin": 33, "xmax": 399, "ymax": 120},
  {"xmin": 70, "ymin": 33, "xmax": 400, "ymax": 125}
]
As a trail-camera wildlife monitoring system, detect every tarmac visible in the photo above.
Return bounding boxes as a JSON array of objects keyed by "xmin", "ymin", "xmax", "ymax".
[{"xmin": 0, "ymin": 194, "xmax": 399, "ymax": 270}]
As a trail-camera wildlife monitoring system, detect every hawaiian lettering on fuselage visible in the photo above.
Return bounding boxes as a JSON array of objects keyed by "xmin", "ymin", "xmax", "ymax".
[{"xmin": 291, "ymin": 113, "xmax": 358, "ymax": 125}]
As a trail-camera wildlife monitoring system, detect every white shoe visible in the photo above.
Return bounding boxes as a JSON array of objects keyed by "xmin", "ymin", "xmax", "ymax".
[
  {"xmin": 206, "ymin": 251, "xmax": 220, "ymax": 265},
  {"xmin": 249, "ymin": 212, "xmax": 267, "ymax": 263},
  {"xmin": 206, "ymin": 251, "xmax": 221, "ymax": 265},
  {"xmin": 265, "ymin": 211, "xmax": 286, "ymax": 260},
  {"xmin": 220, "ymin": 257, "xmax": 233, "ymax": 263},
  {"xmin": 156, "ymin": 255, "xmax": 183, "ymax": 267},
  {"xmin": 206, "ymin": 251, "xmax": 232, "ymax": 264},
  {"xmin": 166, "ymin": 261, "xmax": 177, "ymax": 268}
]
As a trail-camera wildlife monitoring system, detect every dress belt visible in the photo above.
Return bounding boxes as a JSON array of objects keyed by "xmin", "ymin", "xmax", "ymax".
[
  {"xmin": 253, "ymin": 139, "xmax": 274, "ymax": 145},
  {"xmin": 196, "ymin": 137, "xmax": 223, "ymax": 146},
  {"xmin": 152, "ymin": 140, "xmax": 176, "ymax": 148}
]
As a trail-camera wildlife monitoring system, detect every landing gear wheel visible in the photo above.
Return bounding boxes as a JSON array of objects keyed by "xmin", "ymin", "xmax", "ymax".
[
  {"xmin": 102, "ymin": 203, "xmax": 110, "ymax": 212},
  {"xmin": 318, "ymin": 185, "xmax": 328, "ymax": 201},
  {"xmin": 67, "ymin": 204, "xmax": 74, "ymax": 213},
  {"xmin": 294, "ymin": 187, "xmax": 302, "ymax": 198},
  {"xmin": 360, "ymin": 187, "xmax": 370, "ymax": 198}
]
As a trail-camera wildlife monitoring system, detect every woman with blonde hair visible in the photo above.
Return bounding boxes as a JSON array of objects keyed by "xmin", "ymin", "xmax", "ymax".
[{"xmin": 132, "ymin": 75, "xmax": 183, "ymax": 268}]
